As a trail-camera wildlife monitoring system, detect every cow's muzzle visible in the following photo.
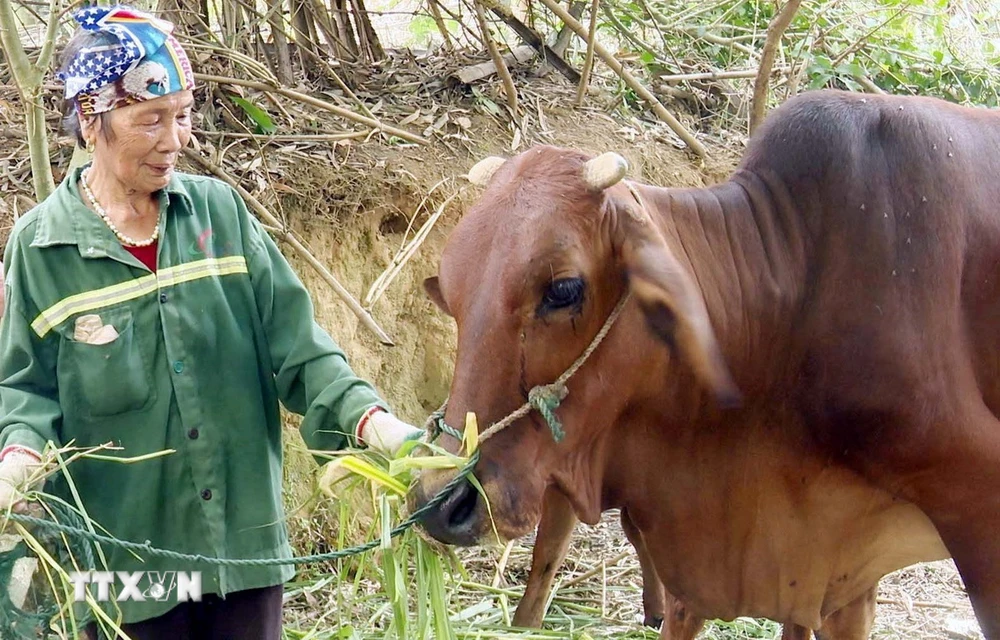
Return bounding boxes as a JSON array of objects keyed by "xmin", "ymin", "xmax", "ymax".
[{"xmin": 409, "ymin": 474, "xmax": 483, "ymax": 546}]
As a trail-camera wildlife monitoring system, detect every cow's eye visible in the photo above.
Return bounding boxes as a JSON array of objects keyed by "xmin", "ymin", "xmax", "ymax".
[{"xmin": 539, "ymin": 277, "xmax": 585, "ymax": 314}]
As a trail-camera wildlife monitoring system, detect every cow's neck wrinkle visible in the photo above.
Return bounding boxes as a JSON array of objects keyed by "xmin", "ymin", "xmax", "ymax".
[{"xmin": 637, "ymin": 175, "xmax": 810, "ymax": 396}]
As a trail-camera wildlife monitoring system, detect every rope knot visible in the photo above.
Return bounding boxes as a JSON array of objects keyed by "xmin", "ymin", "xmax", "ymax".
[{"xmin": 528, "ymin": 383, "xmax": 568, "ymax": 442}]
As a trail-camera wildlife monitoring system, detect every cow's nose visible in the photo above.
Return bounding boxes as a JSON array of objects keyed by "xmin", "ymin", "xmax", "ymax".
[{"xmin": 412, "ymin": 476, "xmax": 481, "ymax": 546}]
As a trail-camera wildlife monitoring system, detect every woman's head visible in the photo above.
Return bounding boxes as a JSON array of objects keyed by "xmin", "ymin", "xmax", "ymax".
[{"xmin": 57, "ymin": 5, "xmax": 195, "ymax": 193}]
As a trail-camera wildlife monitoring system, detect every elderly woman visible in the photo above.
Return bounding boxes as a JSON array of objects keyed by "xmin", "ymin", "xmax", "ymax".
[{"xmin": 0, "ymin": 5, "xmax": 421, "ymax": 638}]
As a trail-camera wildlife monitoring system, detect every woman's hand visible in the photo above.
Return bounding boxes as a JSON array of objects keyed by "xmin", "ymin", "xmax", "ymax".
[
  {"xmin": 0, "ymin": 449, "xmax": 43, "ymax": 513},
  {"xmin": 359, "ymin": 411, "xmax": 424, "ymax": 456}
]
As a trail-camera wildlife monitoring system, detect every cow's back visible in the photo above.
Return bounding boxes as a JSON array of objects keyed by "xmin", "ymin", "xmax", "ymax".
[{"xmin": 737, "ymin": 90, "xmax": 1000, "ymax": 461}]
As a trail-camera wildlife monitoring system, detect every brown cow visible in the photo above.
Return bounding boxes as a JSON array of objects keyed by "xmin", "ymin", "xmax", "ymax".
[{"xmin": 409, "ymin": 88, "xmax": 1000, "ymax": 638}]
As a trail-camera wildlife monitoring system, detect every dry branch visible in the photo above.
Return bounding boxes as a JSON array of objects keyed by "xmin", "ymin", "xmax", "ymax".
[
  {"xmin": 486, "ymin": 5, "xmax": 581, "ymax": 84},
  {"xmin": 560, "ymin": 550, "xmax": 631, "ymax": 588},
  {"xmin": 659, "ymin": 67, "xmax": 789, "ymax": 83},
  {"xmin": 365, "ymin": 181, "xmax": 462, "ymax": 309},
  {"xmin": 474, "ymin": 0, "xmax": 518, "ymax": 112},
  {"xmin": 193, "ymin": 73, "xmax": 428, "ymax": 145},
  {"xmin": 876, "ymin": 597, "xmax": 963, "ymax": 611},
  {"xmin": 195, "ymin": 130, "xmax": 369, "ymax": 142},
  {"xmin": 453, "ymin": 45, "xmax": 536, "ymax": 84},
  {"xmin": 750, "ymin": 0, "xmax": 803, "ymax": 134},
  {"xmin": 182, "ymin": 148, "xmax": 395, "ymax": 345},
  {"xmin": 853, "ymin": 73, "xmax": 885, "ymax": 94},
  {"xmin": 535, "ymin": 0, "xmax": 706, "ymax": 157}
]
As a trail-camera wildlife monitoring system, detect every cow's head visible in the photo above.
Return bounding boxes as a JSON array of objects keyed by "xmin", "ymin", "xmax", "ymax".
[{"xmin": 408, "ymin": 145, "xmax": 739, "ymax": 546}]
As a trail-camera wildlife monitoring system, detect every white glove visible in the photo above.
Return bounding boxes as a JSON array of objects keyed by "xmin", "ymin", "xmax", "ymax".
[
  {"xmin": 0, "ymin": 448, "xmax": 44, "ymax": 512},
  {"xmin": 357, "ymin": 410, "xmax": 424, "ymax": 456}
]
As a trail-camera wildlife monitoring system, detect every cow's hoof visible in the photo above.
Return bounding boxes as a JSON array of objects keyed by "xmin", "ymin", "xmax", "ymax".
[{"xmin": 643, "ymin": 614, "xmax": 664, "ymax": 629}]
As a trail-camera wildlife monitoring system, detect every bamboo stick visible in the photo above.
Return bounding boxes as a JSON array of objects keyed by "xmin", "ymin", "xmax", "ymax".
[
  {"xmin": 574, "ymin": 0, "xmax": 601, "ymax": 106},
  {"xmin": 182, "ymin": 148, "xmax": 395, "ymax": 345},
  {"xmin": 194, "ymin": 73, "xmax": 429, "ymax": 145},
  {"xmin": 473, "ymin": 0, "xmax": 518, "ymax": 113},
  {"xmin": 427, "ymin": 0, "xmax": 456, "ymax": 51},
  {"xmin": 534, "ymin": 0, "xmax": 706, "ymax": 158}
]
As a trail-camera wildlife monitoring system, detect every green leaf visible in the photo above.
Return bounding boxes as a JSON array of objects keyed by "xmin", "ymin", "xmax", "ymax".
[
  {"xmin": 229, "ymin": 96, "xmax": 276, "ymax": 134},
  {"xmin": 807, "ymin": 71, "xmax": 832, "ymax": 90},
  {"xmin": 408, "ymin": 15, "xmax": 436, "ymax": 44},
  {"xmin": 836, "ymin": 62, "xmax": 866, "ymax": 78},
  {"xmin": 809, "ymin": 54, "xmax": 833, "ymax": 72}
]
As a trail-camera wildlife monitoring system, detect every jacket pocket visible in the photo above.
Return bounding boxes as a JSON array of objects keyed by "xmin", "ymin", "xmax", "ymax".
[{"xmin": 58, "ymin": 306, "xmax": 153, "ymax": 419}]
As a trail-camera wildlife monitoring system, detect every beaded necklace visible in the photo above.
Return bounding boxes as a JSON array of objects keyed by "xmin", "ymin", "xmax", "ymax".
[{"xmin": 81, "ymin": 168, "xmax": 161, "ymax": 247}]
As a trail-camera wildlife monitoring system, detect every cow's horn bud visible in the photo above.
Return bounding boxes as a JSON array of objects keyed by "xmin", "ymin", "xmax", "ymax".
[
  {"xmin": 467, "ymin": 156, "xmax": 506, "ymax": 186},
  {"xmin": 582, "ymin": 152, "xmax": 629, "ymax": 191}
]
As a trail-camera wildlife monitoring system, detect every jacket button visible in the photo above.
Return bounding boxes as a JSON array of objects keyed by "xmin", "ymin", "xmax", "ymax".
[
  {"xmin": 159, "ymin": 292, "xmax": 168, "ymax": 303},
  {"xmin": 173, "ymin": 361, "xmax": 184, "ymax": 373},
  {"xmin": 188, "ymin": 428, "xmax": 199, "ymax": 439},
  {"xmin": 201, "ymin": 489, "xmax": 212, "ymax": 500}
]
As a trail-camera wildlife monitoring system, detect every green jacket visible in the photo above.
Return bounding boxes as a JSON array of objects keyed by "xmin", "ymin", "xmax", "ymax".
[{"xmin": 0, "ymin": 166, "xmax": 389, "ymax": 623}]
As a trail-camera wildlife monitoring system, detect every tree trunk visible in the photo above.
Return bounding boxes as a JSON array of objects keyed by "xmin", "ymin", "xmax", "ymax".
[
  {"xmin": 0, "ymin": 0, "xmax": 58, "ymax": 201},
  {"xmin": 551, "ymin": 0, "xmax": 585, "ymax": 54},
  {"xmin": 327, "ymin": 0, "xmax": 360, "ymax": 60},
  {"xmin": 289, "ymin": 0, "xmax": 321, "ymax": 69},
  {"xmin": 265, "ymin": 8, "xmax": 294, "ymax": 84},
  {"xmin": 23, "ymin": 84, "xmax": 55, "ymax": 200},
  {"xmin": 750, "ymin": 0, "xmax": 803, "ymax": 134},
  {"xmin": 350, "ymin": 0, "xmax": 384, "ymax": 61},
  {"xmin": 427, "ymin": 0, "xmax": 455, "ymax": 51},
  {"xmin": 220, "ymin": 0, "xmax": 244, "ymax": 48}
]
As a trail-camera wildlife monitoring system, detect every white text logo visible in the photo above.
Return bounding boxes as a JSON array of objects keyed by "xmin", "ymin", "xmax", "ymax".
[{"xmin": 68, "ymin": 571, "xmax": 202, "ymax": 603}]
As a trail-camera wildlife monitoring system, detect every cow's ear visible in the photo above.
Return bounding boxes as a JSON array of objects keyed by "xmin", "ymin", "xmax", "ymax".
[
  {"xmin": 617, "ymin": 201, "xmax": 741, "ymax": 408},
  {"xmin": 423, "ymin": 276, "xmax": 451, "ymax": 316}
]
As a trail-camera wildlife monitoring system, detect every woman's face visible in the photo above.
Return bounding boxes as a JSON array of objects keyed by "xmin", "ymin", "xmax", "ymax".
[{"xmin": 83, "ymin": 91, "xmax": 194, "ymax": 196}]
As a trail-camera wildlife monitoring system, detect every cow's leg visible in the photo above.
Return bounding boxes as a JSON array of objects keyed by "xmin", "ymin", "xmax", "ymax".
[
  {"xmin": 869, "ymin": 401, "xmax": 1000, "ymax": 638},
  {"xmin": 512, "ymin": 486, "xmax": 578, "ymax": 628},
  {"xmin": 620, "ymin": 509, "xmax": 706, "ymax": 639},
  {"xmin": 659, "ymin": 594, "xmax": 706, "ymax": 640},
  {"xmin": 780, "ymin": 624, "xmax": 812, "ymax": 640},
  {"xmin": 905, "ymin": 408, "xmax": 1000, "ymax": 638},
  {"xmin": 813, "ymin": 585, "xmax": 876, "ymax": 640},
  {"xmin": 926, "ymin": 515, "xmax": 1000, "ymax": 638},
  {"xmin": 620, "ymin": 507, "xmax": 668, "ymax": 629}
]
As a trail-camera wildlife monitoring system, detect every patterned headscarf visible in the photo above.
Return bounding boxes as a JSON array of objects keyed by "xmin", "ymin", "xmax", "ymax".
[{"xmin": 58, "ymin": 4, "xmax": 195, "ymax": 116}]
